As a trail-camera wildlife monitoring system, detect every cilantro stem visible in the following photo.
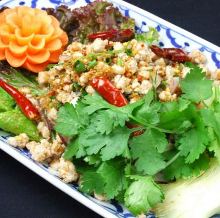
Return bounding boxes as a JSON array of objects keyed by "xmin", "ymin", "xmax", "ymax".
[
  {"xmin": 130, "ymin": 126, "xmax": 146, "ymax": 133},
  {"xmin": 214, "ymin": 86, "xmax": 220, "ymax": 101},
  {"xmin": 130, "ymin": 115, "xmax": 175, "ymax": 134},
  {"xmin": 148, "ymin": 125, "xmax": 175, "ymax": 134},
  {"xmin": 202, "ymin": 101, "xmax": 209, "ymax": 108},
  {"xmin": 165, "ymin": 152, "xmax": 181, "ymax": 168},
  {"xmin": 151, "ymin": 152, "xmax": 181, "ymax": 176}
]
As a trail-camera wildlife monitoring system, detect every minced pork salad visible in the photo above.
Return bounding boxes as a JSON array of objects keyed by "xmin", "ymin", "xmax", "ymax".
[{"xmin": 1, "ymin": 1, "xmax": 220, "ymax": 218}]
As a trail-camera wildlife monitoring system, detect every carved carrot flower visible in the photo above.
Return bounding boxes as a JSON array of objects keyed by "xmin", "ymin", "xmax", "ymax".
[{"xmin": 0, "ymin": 6, "xmax": 68, "ymax": 72}]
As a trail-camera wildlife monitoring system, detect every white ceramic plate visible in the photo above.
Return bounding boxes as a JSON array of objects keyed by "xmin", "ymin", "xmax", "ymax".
[{"xmin": 0, "ymin": 0, "xmax": 220, "ymax": 217}]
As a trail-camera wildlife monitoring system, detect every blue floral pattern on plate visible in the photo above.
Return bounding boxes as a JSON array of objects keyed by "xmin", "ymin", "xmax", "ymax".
[{"xmin": 0, "ymin": 0, "xmax": 220, "ymax": 217}]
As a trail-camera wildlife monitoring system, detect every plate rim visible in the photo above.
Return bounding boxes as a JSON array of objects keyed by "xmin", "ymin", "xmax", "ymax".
[
  {"xmin": 115, "ymin": 0, "xmax": 220, "ymax": 53},
  {"xmin": 0, "ymin": 140, "xmax": 118, "ymax": 218},
  {"xmin": 0, "ymin": 0, "xmax": 220, "ymax": 218}
]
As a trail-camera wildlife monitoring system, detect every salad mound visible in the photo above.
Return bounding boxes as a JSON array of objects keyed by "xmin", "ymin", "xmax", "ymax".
[{"xmin": 1, "ymin": 1, "xmax": 220, "ymax": 218}]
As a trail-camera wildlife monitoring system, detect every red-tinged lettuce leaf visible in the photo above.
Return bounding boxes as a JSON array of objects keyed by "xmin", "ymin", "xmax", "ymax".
[{"xmin": 46, "ymin": 0, "xmax": 135, "ymax": 43}]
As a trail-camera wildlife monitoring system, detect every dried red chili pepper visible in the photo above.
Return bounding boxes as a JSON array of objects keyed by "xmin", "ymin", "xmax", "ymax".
[
  {"xmin": 88, "ymin": 29, "xmax": 134, "ymax": 42},
  {"xmin": 150, "ymin": 45, "xmax": 191, "ymax": 63},
  {"xmin": 90, "ymin": 77, "xmax": 128, "ymax": 107},
  {"xmin": 0, "ymin": 79, "xmax": 40, "ymax": 120},
  {"xmin": 90, "ymin": 77, "xmax": 143, "ymax": 136}
]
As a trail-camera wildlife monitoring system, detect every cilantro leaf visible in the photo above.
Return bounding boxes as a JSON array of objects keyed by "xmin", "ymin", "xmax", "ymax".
[
  {"xmin": 201, "ymin": 109, "xmax": 220, "ymax": 140},
  {"xmin": 200, "ymin": 109, "xmax": 220, "ymax": 161},
  {"xmin": 55, "ymin": 102, "xmax": 88, "ymax": 137},
  {"xmin": 178, "ymin": 98, "xmax": 191, "ymax": 112},
  {"xmin": 163, "ymin": 153, "xmax": 210, "ymax": 180},
  {"xmin": 83, "ymin": 93, "xmax": 143, "ymax": 116},
  {"xmin": 177, "ymin": 127, "xmax": 209, "ymax": 163},
  {"xmin": 133, "ymin": 90, "xmax": 161, "ymax": 125},
  {"xmin": 63, "ymin": 137, "xmax": 86, "ymax": 159},
  {"xmin": 82, "ymin": 93, "xmax": 111, "ymax": 114},
  {"xmin": 82, "ymin": 93, "xmax": 144, "ymax": 133},
  {"xmin": 175, "ymin": 103, "xmax": 211, "ymax": 163},
  {"xmin": 159, "ymin": 101, "xmax": 189, "ymax": 131},
  {"xmin": 180, "ymin": 64, "xmax": 213, "ymax": 103},
  {"xmin": 97, "ymin": 159, "xmax": 126, "ymax": 199},
  {"xmin": 90, "ymin": 109, "xmax": 129, "ymax": 134},
  {"xmin": 79, "ymin": 159, "xmax": 127, "ymax": 199},
  {"xmin": 159, "ymin": 101, "xmax": 198, "ymax": 133},
  {"xmin": 130, "ymin": 129, "xmax": 167, "ymax": 175},
  {"xmin": 90, "ymin": 111, "xmax": 114, "ymax": 135},
  {"xmin": 206, "ymin": 125, "xmax": 220, "ymax": 162},
  {"xmin": 80, "ymin": 170, "xmax": 105, "ymax": 195},
  {"xmin": 125, "ymin": 176, "xmax": 164, "ymax": 216},
  {"xmin": 81, "ymin": 126, "xmax": 132, "ymax": 161},
  {"xmin": 84, "ymin": 154, "xmax": 101, "ymax": 166}
]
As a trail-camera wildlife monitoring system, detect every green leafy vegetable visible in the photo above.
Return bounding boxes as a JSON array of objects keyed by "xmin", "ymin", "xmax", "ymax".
[
  {"xmin": 79, "ymin": 159, "xmax": 127, "ymax": 199},
  {"xmin": 133, "ymin": 91, "xmax": 161, "ymax": 125},
  {"xmin": 177, "ymin": 124, "xmax": 209, "ymax": 163},
  {"xmin": 135, "ymin": 27, "xmax": 159, "ymax": 45},
  {"xmin": 82, "ymin": 93, "xmax": 143, "ymax": 121},
  {"xmin": 125, "ymin": 176, "xmax": 164, "ymax": 215},
  {"xmin": 97, "ymin": 160, "xmax": 126, "ymax": 199},
  {"xmin": 163, "ymin": 153, "xmax": 210, "ymax": 180},
  {"xmin": 180, "ymin": 64, "xmax": 213, "ymax": 102},
  {"xmin": 55, "ymin": 102, "xmax": 89, "ymax": 137},
  {"xmin": 95, "ymin": 1, "xmax": 110, "ymax": 15},
  {"xmin": 90, "ymin": 110, "xmax": 128, "ymax": 134},
  {"xmin": 80, "ymin": 169, "xmax": 105, "ymax": 195},
  {"xmin": 130, "ymin": 129, "xmax": 167, "ymax": 175},
  {"xmin": 56, "ymin": 62, "xmax": 219, "ymax": 216},
  {"xmin": 47, "ymin": 1, "xmax": 135, "ymax": 43},
  {"xmin": 81, "ymin": 126, "xmax": 132, "ymax": 161},
  {"xmin": 63, "ymin": 137, "xmax": 86, "ymax": 159}
]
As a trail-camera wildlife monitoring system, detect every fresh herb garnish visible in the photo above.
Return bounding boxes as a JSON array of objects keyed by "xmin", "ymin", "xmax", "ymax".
[
  {"xmin": 88, "ymin": 60, "xmax": 97, "ymax": 69},
  {"xmin": 87, "ymin": 53, "xmax": 97, "ymax": 60},
  {"xmin": 135, "ymin": 27, "xmax": 159, "ymax": 45},
  {"xmin": 105, "ymin": 57, "xmax": 112, "ymax": 64},
  {"xmin": 180, "ymin": 63, "xmax": 213, "ymax": 102},
  {"xmin": 125, "ymin": 48, "xmax": 133, "ymax": 56},
  {"xmin": 74, "ymin": 60, "xmax": 87, "ymax": 73},
  {"xmin": 55, "ymin": 63, "xmax": 220, "ymax": 216},
  {"xmin": 117, "ymin": 58, "xmax": 124, "ymax": 66},
  {"xmin": 125, "ymin": 176, "xmax": 164, "ymax": 215}
]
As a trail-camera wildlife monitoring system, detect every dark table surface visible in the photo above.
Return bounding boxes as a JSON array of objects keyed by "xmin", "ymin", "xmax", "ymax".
[{"xmin": 0, "ymin": 0, "xmax": 220, "ymax": 218}]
